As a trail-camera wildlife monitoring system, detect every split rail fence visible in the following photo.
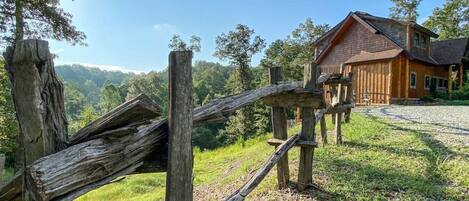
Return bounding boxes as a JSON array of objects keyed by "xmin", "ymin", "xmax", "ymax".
[{"xmin": 0, "ymin": 39, "xmax": 354, "ymax": 201}]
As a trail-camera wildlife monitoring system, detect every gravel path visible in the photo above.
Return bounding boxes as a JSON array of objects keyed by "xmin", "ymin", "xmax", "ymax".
[{"xmin": 354, "ymin": 105, "xmax": 469, "ymax": 147}]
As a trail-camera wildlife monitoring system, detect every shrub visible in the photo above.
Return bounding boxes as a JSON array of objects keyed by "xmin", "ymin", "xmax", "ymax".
[{"xmin": 420, "ymin": 96, "xmax": 435, "ymax": 102}]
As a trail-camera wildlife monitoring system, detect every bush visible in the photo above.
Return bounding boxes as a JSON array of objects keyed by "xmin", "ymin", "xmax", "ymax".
[
  {"xmin": 451, "ymin": 84, "xmax": 469, "ymax": 100},
  {"xmin": 420, "ymin": 96, "xmax": 435, "ymax": 102}
]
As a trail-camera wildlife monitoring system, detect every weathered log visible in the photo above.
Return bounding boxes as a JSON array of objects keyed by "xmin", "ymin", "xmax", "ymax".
[
  {"xmin": 24, "ymin": 82, "xmax": 305, "ymax": 200},
  {"xmin": 261, "ymin": 88, "xmax": 324, "ymax": 108},
  {"xmin": 69, "ymin": 94, "xmax": 161, "ymax": 145},
  {"xmin": 268, "ymin": 67, "xmax": 289, "ymax": 189},
  {"xmin": 166, "ymin": 51, "xmax": 194, "ymax": 201},
  {"xmin": 4, "ymin": 39, "xmax": 69, "ymax": 200},
  {"xmin": 267, "ymin": 138, "xmax": 317, "ymax": 148},
  {"xmin": 298, "ymin": 62, "xmax": 317, "ymax": 191},
  {"xmin": 0, "ymin": 171, "xmax": 22, "ymax": 201},
  {"xmin": 225, "ymin": 134, "xmax": 300, "ymax": 201}
]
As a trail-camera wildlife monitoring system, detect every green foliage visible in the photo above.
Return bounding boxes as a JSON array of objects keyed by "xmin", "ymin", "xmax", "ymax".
[
  {"xmin": 56, "ymin": 64, "xmax": 132, "ymax": 108},
  {"xmin": 451, "ymin": 83, "xmax": 469, "ymax": 99},
  {"xmin": 423, "ymin": 0, "xmax": 469, "ymax": 40},
  {"xmin": 0, "ymin": 59, "xmax": 18, "ymax": 163},
  {"xmin": 64, "ymin": 82, "xmax": 86, "ymax": 121},
  {"xmin": 168, "ymin": 35, "xmax": 202, "ymax": 52},
  {"xmin": 100, "ymin": 82, "xmax": 124, "ymax": 113},
  {"xmin": 389, "ymin": 0, "xmax": 422, "ymax": 21},
  {"xmin": 126, "ymin": 71, "xmax": 169, "ymax": 114},
  {"xmin": 260, "ymin": 18, "xmax": 330, "ymax": 81},
  {"xmin": 192, "ymin": 61, "xmax": 232, "ymax": 106},
  {"xmin": 214, "ymin": 24, "xmax": 266, "ymax": 142},
  {"xmin": 0, "ymin": 0, "xmax": 85, "ymax": 46},
  {"xmin": 69, "ymin": 104, "xmax": 99, "ymax": 134}
]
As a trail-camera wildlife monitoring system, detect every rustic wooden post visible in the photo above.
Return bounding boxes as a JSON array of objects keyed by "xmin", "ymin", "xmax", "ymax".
[
  {"xmin": 268, "ymin": 67, "xmax": 290, "ymax": 189},
  {"xmin": 0, "ymin": 154, "xmax": 5, "ymax": 183},
  {"xmin": 166, "ymin": 51, "xmax": 194, "ymax": 201},
  {"xmin": 298, "ymin": 62, "xmax": 317, "ymax": 190},
  {"xmin": 330, "ymin": 85, "xmax": 337, "ymax": 124},
  {"xmin": 335, "ymin": 65, "xmax": 345, "ymax": 144},
  {"xmin": 318, "ymin": 68, "xmax": 327, "ymax": 145},
  {"xmin": 344, "ymin": 72, "xmax": 353, "ymax": 123},
  {"xmin": 3, "ymin": 39, "xmax": 68, "ymax": 200}
]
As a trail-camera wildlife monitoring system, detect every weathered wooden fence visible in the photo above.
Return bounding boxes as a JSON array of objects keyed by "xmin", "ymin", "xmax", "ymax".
[{"xmin": 0, "ymin": 39, "xmax": 354, "ymax": 201}]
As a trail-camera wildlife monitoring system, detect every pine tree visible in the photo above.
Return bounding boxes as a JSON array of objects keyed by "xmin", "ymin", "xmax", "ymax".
[
  {"xmin": 214, "ymin": 24, "xmax": 266, "ymax": 142},
  {"xmin": 423, "ymin": 0, "xmax": 469, "ymax": 39},
  {"xmin": 389, "ymin": 0, "xmax": 422, "ymax": 21}
]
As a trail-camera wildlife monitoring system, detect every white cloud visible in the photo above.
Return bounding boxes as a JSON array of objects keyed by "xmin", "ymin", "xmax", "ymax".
[
  {"xmin": 152, "ymin": 23, "xmax": 177, "ymax": 33},
  {"xmin": 52, "ymin": 48, "xmax": 65, "ymax": 54},
  {"xmin": 56, "ymin": 61, "xmax": 146, "ymax": 74}
]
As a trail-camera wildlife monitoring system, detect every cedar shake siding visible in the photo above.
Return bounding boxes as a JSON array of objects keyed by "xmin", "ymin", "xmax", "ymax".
[{"xmin": 319, "ymin": 20, "xmax": 399, "ymax": 74}]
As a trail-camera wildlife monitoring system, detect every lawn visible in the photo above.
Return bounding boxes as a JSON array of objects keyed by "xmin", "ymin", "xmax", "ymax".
[{"xmin": 77, "ymin": 113, "xmax": 469, "ymax": 200}]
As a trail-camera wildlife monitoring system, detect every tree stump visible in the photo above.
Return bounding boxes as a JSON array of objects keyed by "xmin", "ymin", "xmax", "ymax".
[{"xmin": 3, "ymin": 39, "xmax": 68, "ymax": 200}]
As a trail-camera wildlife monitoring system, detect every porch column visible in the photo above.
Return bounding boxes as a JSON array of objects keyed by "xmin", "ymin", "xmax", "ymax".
[{"xmin": 405, "ymin": 59, "xmax": 409, "ymax": 99}]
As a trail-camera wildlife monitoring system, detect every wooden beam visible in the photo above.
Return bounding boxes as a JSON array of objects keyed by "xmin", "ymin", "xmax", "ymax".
[
  {"xmin": 268, "ymin": 67, "xmax": 290, "ymax": 189},
  {"xmin": 448, "ymin": 65, "xmax": 453, "ymax": 99},
  {"xmin": 261, "ymin": 89, "xmax": 324, "ymax": 108},
  {"xmin": 298, "ymin": 62, "xmax": 317, "ymax": 190},
  {"xmin": 267, "ymin": 138, "xmax": 318, "ymax": 148},
  {"xmin": 460, "ymin": 64, "xmax": 464, "ymax": 88},
  {"xmin": 387, "ymin": 61, "xmax": 392, "ymax": 104},
  {"xmin": 335, "ymin": 64, "xmax": 345, "ymax": 144},
  {"xmin": 398, "ymin": 56, "xmax": 402, "ymax": 98},
  {"xmin": 226, "ymin": 134, "xmax": 300, "ymax": 201},
  {"xmin": 166, "ymin": 51, "xmax": 194, "ymax": 201},
  {"xmin": 405, "ymin": 59, "xmax": 410, "ymax": 99}
]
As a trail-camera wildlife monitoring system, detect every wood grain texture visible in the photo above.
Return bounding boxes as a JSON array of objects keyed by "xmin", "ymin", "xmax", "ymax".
[
  {"xmin": 225, "ymin": 134, "xmax": 300, "ymax": 201},
  {"xmin": 166, "ymin": 51, "xmax": 194, "ymax": 201},
  {"xmin": 22, "ymin": 82, "xmax": 306, "ymax": 200},
  {"xmin": 269, "ymin": 67, "xmax": 290, "ymax": 189}
]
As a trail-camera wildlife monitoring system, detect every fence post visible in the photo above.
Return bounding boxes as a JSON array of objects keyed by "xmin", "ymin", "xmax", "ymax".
[
  {"xmin": 298, "ymin": 62, "xmax": 317, "ymax": 190},
  {"xmin": 268, "ymin": 67, "xmax": 290, "ymax": 189},
  {"xmin": 0, "ymin": 154, "xmax": 4, "ymax": 184},
  {"xmin": 335, "ymin": 64, "xmax": 345, "ymax": 144},
  {"xmin": 166, "ymin": 51, "xmax": 193, "ymax": 201},
  {"xmin": 344, "ymin": 72, "xmax": 353, "ymax": 123}
]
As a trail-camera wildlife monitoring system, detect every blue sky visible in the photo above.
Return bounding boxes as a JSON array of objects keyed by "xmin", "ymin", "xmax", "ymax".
[{"xmin": 50, "ymin": 0, "xmax": 446, "ymax": 73}]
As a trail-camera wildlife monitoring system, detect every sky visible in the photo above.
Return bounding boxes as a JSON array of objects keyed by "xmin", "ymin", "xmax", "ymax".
[{"xmin": 50, "ymin": 0, "xmax": 446, "ymax": 73}]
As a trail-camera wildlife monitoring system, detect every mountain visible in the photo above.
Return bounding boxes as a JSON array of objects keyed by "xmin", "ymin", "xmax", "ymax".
[{"xmin": 55, "ymin": 64, "xmax": 134, "ymax": 107}]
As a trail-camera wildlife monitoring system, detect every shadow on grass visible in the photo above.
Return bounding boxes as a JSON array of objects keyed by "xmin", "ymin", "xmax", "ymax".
[{"xmin": 339, "ymin": 115, "xmax": 459, "ymax": 200}]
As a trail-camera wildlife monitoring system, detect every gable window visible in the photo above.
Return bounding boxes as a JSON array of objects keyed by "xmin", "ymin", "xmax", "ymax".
[
  {"xmin": 424, "ymin": 75, "xmax": 431, "ymax": 90},
  {"xmin": 421, "ymin": 36, "xmax": 427, "ymax": 47},
  {"xmin": 410, "ymin": 72, "xmax": 417, "ymax": 89},
  {"xmin": 413, "ymin": 33, "xmax": 420, "ymax": 47}
]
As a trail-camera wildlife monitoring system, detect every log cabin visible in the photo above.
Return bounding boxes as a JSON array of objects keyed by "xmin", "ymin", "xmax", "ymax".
[{"xmin": 314, "ymin": 11, "xmax": 469, "ymax": 104}]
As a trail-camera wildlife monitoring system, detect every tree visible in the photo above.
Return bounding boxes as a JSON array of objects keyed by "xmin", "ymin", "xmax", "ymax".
[
  {"xmin": 261, "ymin": 18, "xmax": 330, "ymax": 81},
  {"xmin": 0, "ymin": 0, "xmax": 86, "ymax": 46},
  {"xmin": 99, "ymin": 81, "xmax": 124, "ymax": 113},
  {"xmin": 126, "ymin": 71, "xmax": 169, "ymax": 114},
  {"xmin": 0, "ymin": 58, "xmax": 18, "ymax": 164},
  {"xmin": 63, "ymin": 82, "xmax": 86, "ymax": 121},
  {"xmin": 168, "ymin": 34, "xmax": 201, "ymax": 52},
  {"xmin": 423, "ymin": 0, "xmax": 469, "ymax": 40},
  {"xmin": 214, "ymin": 24, "xmax": 266, "ymax": 142},
  {"xmin": 69, "ymin": 104, "xmax": 98, "ymax": 134},
  {"xmin": 389, "ymin": 0, "xmax": 422, "ymax": 21}
]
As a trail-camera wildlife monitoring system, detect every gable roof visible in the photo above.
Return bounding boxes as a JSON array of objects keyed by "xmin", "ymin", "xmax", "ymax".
[
  {"xmin": 314, "ymin": 11, "xmax": 439, "ymax": 65},
  {"xmin": 431, "ymin": 38, "xmax": 469, "ymax": 65}
]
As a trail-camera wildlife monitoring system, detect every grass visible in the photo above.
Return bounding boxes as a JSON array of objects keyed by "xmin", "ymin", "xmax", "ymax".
[
  {"xmin": 77, "ymin": 113, "xmax": 469, "ymax": 201},
  {"xmin": 439, "ymin": 99, "xmax": 469, "ymax": 106}
]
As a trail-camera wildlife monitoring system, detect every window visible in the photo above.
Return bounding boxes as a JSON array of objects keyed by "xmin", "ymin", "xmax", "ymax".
[
  {"xmin": 437, "ymin": 78, "xmax": 448, "ymax": 89},
  {"xmin": 413, "ymin": 33, "xmax": 420, "ymax": 47},
  {"xmin": 424, "ymin": 75, "xmax": 431, "ymax": 90},
  {"xmin": 410, "ymin": 72, "xmax": 417, "ymax": 88},
  {"xmin": 421, "ymin": 36, "xmax": 427, "ymax": 47}
]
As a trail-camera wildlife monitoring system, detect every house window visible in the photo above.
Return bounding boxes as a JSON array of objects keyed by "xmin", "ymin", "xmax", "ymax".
[
  {"xmin": 421, "ymin": 36, "xmax": 427, "ymax": 47},
  {"xmin": 413, "ymin": 33, "xmax": 420, "ymax": 47},
  {"xmin": 410, "ymin": 72, "xmax": 417, "ymax": 88},
  {"xmin": 424, "ymin": 75, "xmax": 431, "ymax": 90}
]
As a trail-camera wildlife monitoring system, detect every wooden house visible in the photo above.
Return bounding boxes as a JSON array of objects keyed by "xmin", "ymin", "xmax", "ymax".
[{"xmin": 314, "ymin": 11, "xmax": 468, "ymax": 104}]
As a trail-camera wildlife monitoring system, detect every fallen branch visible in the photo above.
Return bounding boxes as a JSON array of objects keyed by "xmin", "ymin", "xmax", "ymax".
[{"xmin": 225, "ymin": 134, "xmax": 300, "ymax": 201}]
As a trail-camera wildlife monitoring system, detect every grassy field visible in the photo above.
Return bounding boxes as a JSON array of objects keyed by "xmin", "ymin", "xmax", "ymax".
[{"xmin": 77, "ymin": 113, "xmax": 469, "ymax": 200}]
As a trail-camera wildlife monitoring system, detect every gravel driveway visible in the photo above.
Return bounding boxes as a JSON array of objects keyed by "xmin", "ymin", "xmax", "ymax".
[{"xmin": 354, "ymin": 105, "xmax": 469, "ymax": 147}]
